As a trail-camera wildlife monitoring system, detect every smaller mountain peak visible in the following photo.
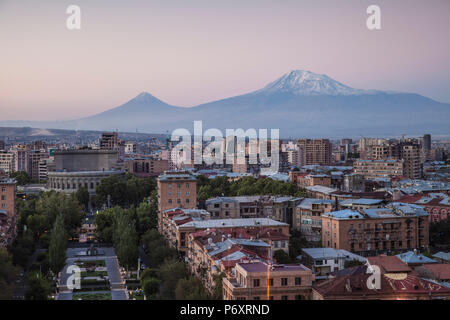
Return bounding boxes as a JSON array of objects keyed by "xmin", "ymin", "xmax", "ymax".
[{"xmin": 131, "ymin": 91, "xmax": 167, "ymax": 104}]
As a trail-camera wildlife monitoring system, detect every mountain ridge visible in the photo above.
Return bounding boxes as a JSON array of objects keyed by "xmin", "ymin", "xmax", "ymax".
[{"xmin": 0, "ymin": 70, "xmax": 449, "ymax": 137}]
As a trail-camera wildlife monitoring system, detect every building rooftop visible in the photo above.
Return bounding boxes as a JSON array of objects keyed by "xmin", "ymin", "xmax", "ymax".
[
  {"xmin": 323, "ymin": 209, "xmax": 365, "ymax": 220},
  {"xmin": 433, "ymin": 252, "xmax": 450, "ymax": 262},
  {"xmin": 297, "ymin": 198, "xmax": 334, "ymax": 209},
  {"xmin": 179, "ymin": 218, "xmax": 289, "ymax": 229},
  {"xmin": 305, "ymin": 185, "xmax": 338, "ymax": 195},
  {"xmin": 302, "ymin": 248, "xmax": 366, "ymax": 262},
  {"xmin": 367, "ymin": 255, "xmax": 412, "ymax": 273},
  {"xmin": 396, "ymin": 251, "xmax": 437, "ymax": 265},
  {"xmin": 238, "ymin": 261, "xmax": 310, "ymax": 273}
]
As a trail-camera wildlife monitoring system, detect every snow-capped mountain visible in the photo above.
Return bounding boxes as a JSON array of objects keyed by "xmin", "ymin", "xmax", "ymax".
[
  {"xmin": 1, "ymin": 70, "xmax": 449, "ymax": 137},
  {"xmin": 258, "ymin": 70, "xmax": 375, "ymax": 96}
]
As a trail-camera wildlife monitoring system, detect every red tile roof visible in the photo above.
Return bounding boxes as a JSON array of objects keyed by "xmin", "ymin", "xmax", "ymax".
[{"xmin": 367, "ymin": 255, "xmax": 413, "ymax": 274}]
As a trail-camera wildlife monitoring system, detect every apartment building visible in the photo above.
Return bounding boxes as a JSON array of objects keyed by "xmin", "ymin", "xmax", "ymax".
[
  {"xmin": 29, "ymin": 150, "xmax": 49, "ymax": 181},
  {"xmin": 354, "ymin": 159, "xmax": 404, "ymax": 179},
  {"xmin": 0, "ymin": 178, "xmax": 17, "ymax": 247},
  {"xmin": 187, "ymin": 229, "xmax": 271, "ymax": 292},
  {"xmin": 295, "ymin": 198, "xmax": 334, "ymax": 241},
  {"xmin": 296, "ymin": 139, "xmax": 332, "ymax": 166},
  {"xmin": 401, "ymin": 144, "xmax": 423, "ymax": 179},
  {"xmin": 396, "ymin": 193, "xmax": 449, "ymax": 223},
  {"xmin": 301, "ymin": 247, "xmax": 366, "ymax": 279},
  {"xmin": 0, "ymin": 152, "xmax": 15, "ymax": 174},
  {"xmin": 312, "ymin": 271, "xmax": 450, "ymax": 300},
  {"xmin": 160, "ymin": 207, "xmax": 290, "ymax": 255},
  {"xmin": 296, "ymin": 174, "xmax": 331, "ymax": 188},
  {"xmin": 222, "ymin": 261, "xmax": 314, "ymax": 300},
  {"xmin": 157, "ymin": 171, "xmax": 197, "ymax": 214},
  {"xmin": 321, "ymin": 203, "xmax": 429, "ymax": 254},
  {"xmin": 125, "ymin": 158, "xmax": 169, "ymax": 177},
  {"xmin": 206, "ymin": 196, "xmax": 301, "ymax": 228}
]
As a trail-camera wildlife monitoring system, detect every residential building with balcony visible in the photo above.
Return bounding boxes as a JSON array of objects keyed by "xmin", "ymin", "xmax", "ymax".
[
  {"xmin": 222, "ymin": 261, "xmax": 314, "ymax": 300},
  {"xmin": 321, "ymin": 203, "xmax": 429, "ymax": 255}
]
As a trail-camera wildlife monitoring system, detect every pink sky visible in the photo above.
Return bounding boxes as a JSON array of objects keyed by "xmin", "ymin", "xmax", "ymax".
[{"xmin": 0, "ymin": 0, "xmax": 449, "ymax": 120}]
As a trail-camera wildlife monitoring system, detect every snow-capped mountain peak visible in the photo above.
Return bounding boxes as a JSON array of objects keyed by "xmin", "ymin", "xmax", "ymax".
[{"xmin": 260, "ymin": 70, "xmax": 371, "ymax": 96}]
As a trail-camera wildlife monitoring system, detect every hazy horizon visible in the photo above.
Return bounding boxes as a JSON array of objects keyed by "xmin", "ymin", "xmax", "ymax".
[{"xmin": 1, "ymin": 0, "xmax": 449, "ymax": 121}]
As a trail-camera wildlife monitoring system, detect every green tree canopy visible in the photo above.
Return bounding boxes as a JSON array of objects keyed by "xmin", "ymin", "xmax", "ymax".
[
  {"xmin": 25, "ymin": 272, "xmax": 52, "ymax": 300},
  {"xmin": 48, "ymin": 214, "xmax": 68, "ymax": 275},
  {"xmin": 0, "ymin": 248, "xmax": 19, "ymax": 299},
  {"xmin": 175, "ymin": 277, "xmax": 209, "ymax": 300}
]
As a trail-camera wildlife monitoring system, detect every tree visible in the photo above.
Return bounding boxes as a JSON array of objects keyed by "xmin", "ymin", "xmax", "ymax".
[
  {"xmin": 9, "ymin": 232, "xmax": 35, "ymax": 268},
  {"xmin": 212, "ymin": 272, "xmax": 225, "ymax": 300},
  {"xmin": 430, "ymin": 218, "xmax": 450, "ymax": 251},
  {"xmin": 0, "ymin": 248, "xmax": 19, "ymax": 299},
  {"xmin": 273, "ymin": 249, "xmax": 292, "ymax": 264},
  {"xmin": 114, "ymin": 209, "xmax": 139, "ymax": 270},
  {"xmin": 48, "ymin": 214, "xmax": 68, "ymax": 275},
  {"xmin": 76, "ymin": 187, "xmax": 90, "ymax": 211},
  {"xmin": 175, "ymin": 277, "xmax": 209, "ymax": 300},
  {"xmin": 158, "ymin": 258, "xmax": 187, "ymax": 299},
  {"xmin": 25, "ymin": 272, "xmax": 52, "ymax": 300},
  {"xmin": 10, "ymin": 171, "xmax": 31, "ymax": 185},
  {"xmin": 96, "ymin": 175, "xmax": 127, "ymax": 207},
  {"xmin": 142, "ymin": 277, "xmax": 160, "ymax": 299},
  {"xmin": 94, "ymin": 209, "xmax": 115, "ymax": 243},
  {"xmin": 136, "ymin": 196, "xmax": 158, "ymax": 236}
]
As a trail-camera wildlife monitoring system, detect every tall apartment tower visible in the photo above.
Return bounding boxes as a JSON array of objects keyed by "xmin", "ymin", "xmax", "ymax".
[
  {"xmin": 401, "ymin": 143, "xmax": 423, "ymax": 179},
  {"xmin": 296, "ymin": 139, "xmax": 332, "ymax": 166},
  {"xmin": 100, "ymin": 132, "xmax": 119, "ymax": 150},
  {"xmin": 422, "ymin": 134, "xmax": 431, "ymax": 161},
  {"xmin": 157, "ymin": 171, "xmax": 197, "ymax": 213}
]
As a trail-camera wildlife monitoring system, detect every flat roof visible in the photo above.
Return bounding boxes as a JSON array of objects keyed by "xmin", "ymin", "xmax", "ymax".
[{"xmin": 179, "ymin": 218, "xmax": 288, "ymax": 229}]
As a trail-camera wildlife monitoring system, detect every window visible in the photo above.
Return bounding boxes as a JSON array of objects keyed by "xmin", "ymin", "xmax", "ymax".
[
  {"xmin": 253, "ymin": 279, "xmax": 260, "ymax": 287},
  {"xmin": 253, "ymin": 297, "xmax": 260, "ymax": 300},
  {"xmin": 186, "ymin": 183, "xmax": 189, "ymax": 188},
  {"xmin": 1, "ymin": 195, "xmax": 5, "ymax": 200},
  {"xmin": 168, "ymin": 199, "xmax": 172, "ymax": 204},
  {"xmin": 186, "ymin": 199, "xmax": 190, "ymax": 203},
  {"xmin": 281, "ymin": 296, "xmax": 288, "ymax": 300},
  {"xmin": 281, "ymin": 278, "xmax": 288, "ymax": 286},
  {"xmin": 177, "ymin": 199, "xmax": 181, "ymax": 204},
  {"xmin": 268, "ymin": 279, "xmax": 274, "ymax": 286},
  {"xmin": 295, "ymin": 277, "xmax": 302, "ymax": 285},
  {"xmin": 1, "ymin": 187, "xmax": 5, "ymax": 192},
  {"xmin": 1, "ymin": 203, "xmax": 5, "ymax": 208}
]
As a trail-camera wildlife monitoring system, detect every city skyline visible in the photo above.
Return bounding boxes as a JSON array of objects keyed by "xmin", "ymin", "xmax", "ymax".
[{"xmin": 1, "ymin": 0, "xmax": 450, "ymax": 121}]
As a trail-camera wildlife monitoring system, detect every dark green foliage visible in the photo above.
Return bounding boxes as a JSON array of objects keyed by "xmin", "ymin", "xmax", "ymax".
[
  {"xmin": 175, "ymin": 277, "xmax": 209, "ymax": 300},
  {"xmin": 430, "ymin": 218, "xmax": 450, "ymax": 251},
  {"xmin": 10, "ymin": 171, "xmax": 31, "ymax": 185},
  {"xmin": 273, "ymin": 249, "xmax": 293, "ymax": 264},
  {"xmin": 197, "ymin": 175, "xmax": 307, "ymax": 205},
  {"xmin": 25, "ymin": 272, "xmax": 52, "ymax": 300},
  {"xmin": 0, "ymin": 248, "xmax": 19, "ymax": 299},
  {"xmin": 48, "ymin": 214, "xmax": 68, "ymax": 275}
]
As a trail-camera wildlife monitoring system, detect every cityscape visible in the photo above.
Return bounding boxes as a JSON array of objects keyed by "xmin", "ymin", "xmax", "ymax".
[{"xmin": 0, "ymin": 0, "xmax": 449, "ymax": 308}]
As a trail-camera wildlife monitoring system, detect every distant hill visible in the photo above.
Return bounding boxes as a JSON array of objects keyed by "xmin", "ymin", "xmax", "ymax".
[{"xmin": 1, "ymin": 70, "xmax": 449, "ymax": 138}]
